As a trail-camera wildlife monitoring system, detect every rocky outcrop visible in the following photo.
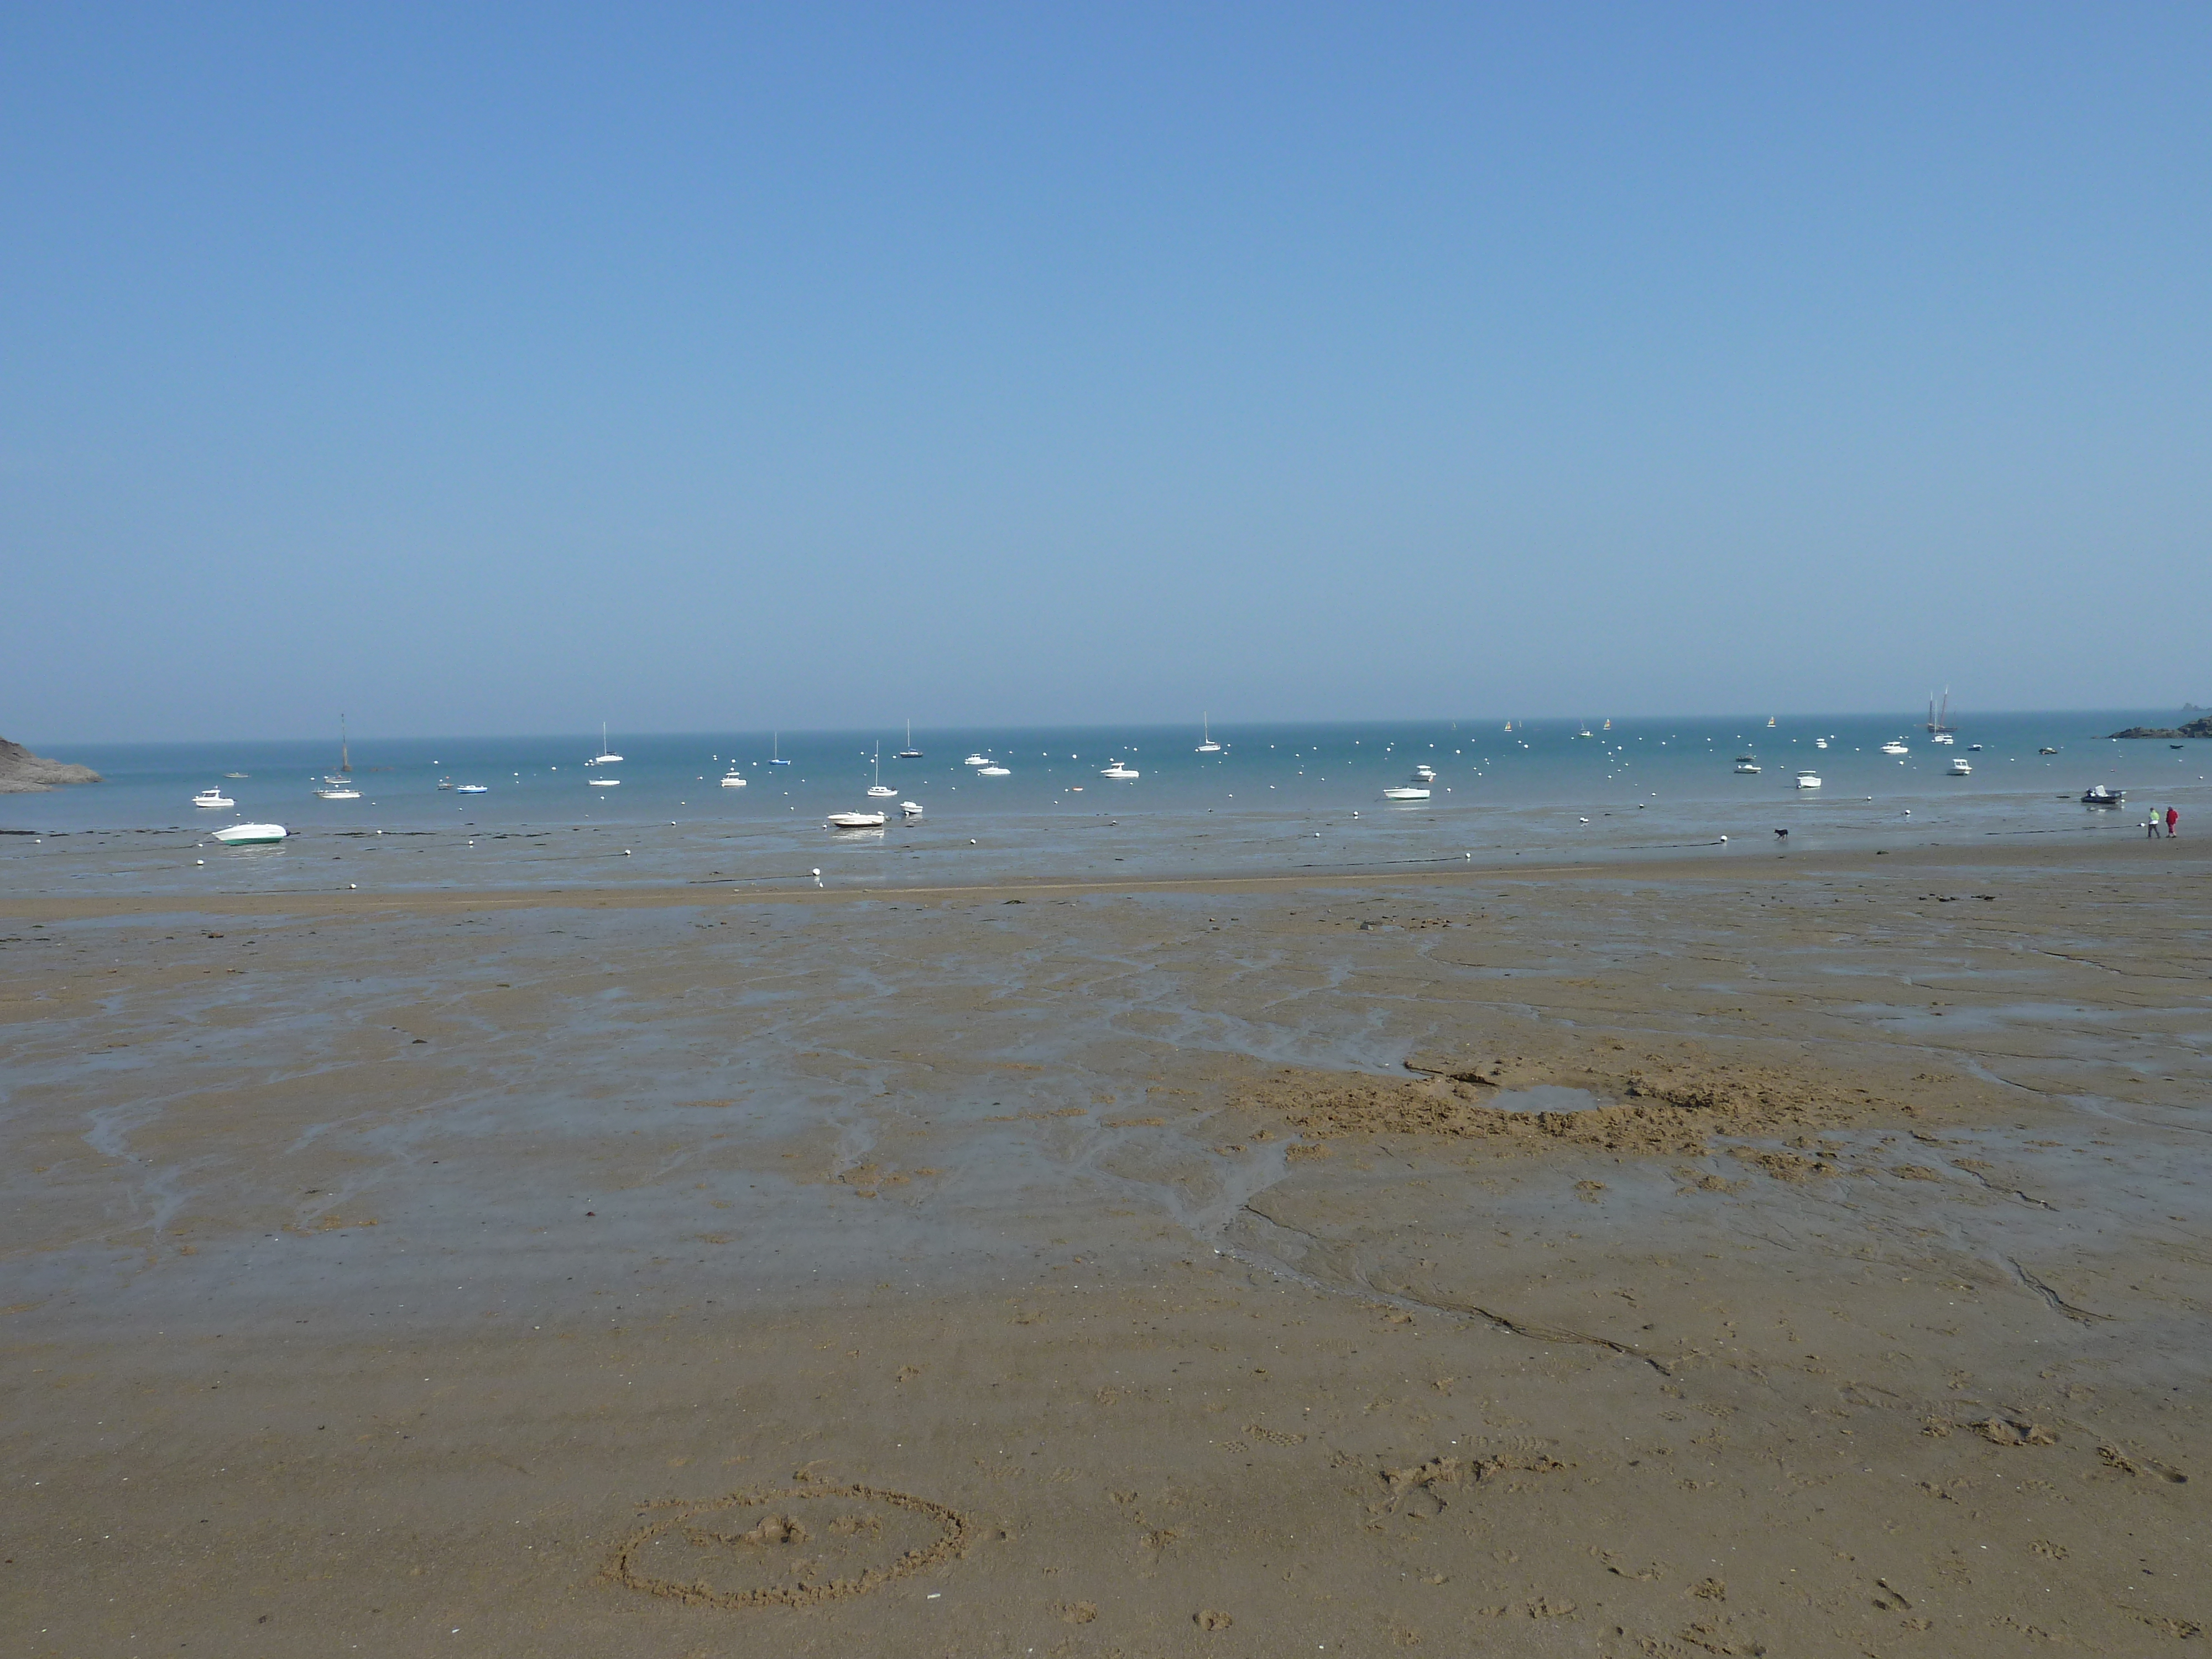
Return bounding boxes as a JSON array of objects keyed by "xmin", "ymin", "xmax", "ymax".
[
  {"xmin": 2107, "ymin": 717, "xmax": 2212, "ymax": 740},
  {"xmin": 0, "ymin": 735, "xmax": 102, "ymax": 794}
]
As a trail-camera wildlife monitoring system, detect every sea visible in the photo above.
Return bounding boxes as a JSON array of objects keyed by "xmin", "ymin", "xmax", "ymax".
[{"xmin": 4, "ymin": 711, "xmax": 2204, "ymax": 900}]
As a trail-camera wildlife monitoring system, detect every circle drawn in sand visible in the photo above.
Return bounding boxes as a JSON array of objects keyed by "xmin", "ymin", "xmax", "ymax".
[{"xmin": 602, "ymin": 1483, "xmax": 969, "ymax": 1610}]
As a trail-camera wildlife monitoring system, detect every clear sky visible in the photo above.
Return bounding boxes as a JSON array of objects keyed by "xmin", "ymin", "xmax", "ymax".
[{"xmin": 6, "ymin": 3, "xmax": 2208, "ymax": 742}]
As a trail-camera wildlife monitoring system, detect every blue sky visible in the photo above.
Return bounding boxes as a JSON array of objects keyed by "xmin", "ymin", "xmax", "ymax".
[{"xmin": 6, "ymin": 4, "xmax": 2208, "ymax": 741}]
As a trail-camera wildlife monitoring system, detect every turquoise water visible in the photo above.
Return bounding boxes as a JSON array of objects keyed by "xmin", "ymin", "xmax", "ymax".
[{"xmin": 5, "ymin": 712, "xmax": 2204, "ymax": 896}]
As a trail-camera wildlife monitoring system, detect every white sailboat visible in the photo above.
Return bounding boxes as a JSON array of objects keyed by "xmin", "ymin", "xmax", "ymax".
[
  {"xmin": 587, "ymin": 723, "xmax": 623, "ymax": 766},
  {"xmin": 895, "ymin": 721, "xmax": 922, "ymax": 760},
  {"xmin": 768, "ymin": 732, "xmax": 791, "ymax": 766},
  {"xmin": 1196, "ymin": 714, "xmax": 1222, "ymax": 754},
  {"xmin": 866, "ymin": 743, "xmax": 896, "ymax": 797}
]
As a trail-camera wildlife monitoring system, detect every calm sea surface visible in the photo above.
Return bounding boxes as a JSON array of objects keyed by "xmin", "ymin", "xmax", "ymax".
[{"xmin": 6, "ymin": 712, "xmax": 2205, "ymax": 899}]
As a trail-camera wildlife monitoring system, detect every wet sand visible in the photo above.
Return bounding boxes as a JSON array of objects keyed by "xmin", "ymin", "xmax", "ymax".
[{"xmin": 5, "ymin": 838, "xmax": 2206, "ymax": 1655}]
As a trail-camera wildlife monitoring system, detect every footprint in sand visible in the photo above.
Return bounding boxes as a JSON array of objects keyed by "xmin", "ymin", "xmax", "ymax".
[{"xmin": 602, "ymin": 1483, "xmax": 969, "ymax": 1609}]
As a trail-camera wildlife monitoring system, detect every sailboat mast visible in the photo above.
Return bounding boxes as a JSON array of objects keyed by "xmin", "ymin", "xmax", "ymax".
[{"xmin": 340, "ymin": 713, "xmax": 350, "ymax": 774}]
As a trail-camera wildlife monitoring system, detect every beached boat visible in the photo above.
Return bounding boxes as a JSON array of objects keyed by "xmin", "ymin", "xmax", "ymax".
[
  {"xmin": 211, "ymin": 822, "xmax": 287, "ymax": 846},
  {"xmin": 979, "ymin": 764, "xmax": 1011, "ymax": 777},
  {"xmin": 1100, "ymin": 762, "xmax": 1139, "ymax": 780},
  {"xmin": 901, "ymin": 800, "xmax": 924, "ymax": 818},
  {"xmin": 1383, "ymin": 785, "xmax": 1431, "ymax": 801},
  {"xmin": 1734, "ymin": 757, "xmax": 1761, "ymax": 774},
  {"xmin": 192, "ymin": 788, "xmax": 233, "ymax": 809},
  {"xmin": 1947, "ymin": 758, "xmax": 1972, "ymax": 776},
  {"xmin": 826, "ymin": 811, "xmax": 887, "ymax": 830},
  {"xmin": 2082, "ymin": 785, "xmax": 2125, "ymax": 806},
  {"xmin": 587, "ymin": 723, "xmax": 623, "ymax": 766},
  {"xmin": 1796, "ymin": 770, "xmax": 1821, "ymax": 789},
  {"xmin": 1196, "ymin": 714, "xmax": 1222, "ymax": 754}
]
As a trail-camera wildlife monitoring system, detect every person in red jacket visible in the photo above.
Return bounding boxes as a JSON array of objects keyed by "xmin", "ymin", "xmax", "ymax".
[{"xmin": 2168, "ymin": 806, "xmax": 2179, "ymax": 837}]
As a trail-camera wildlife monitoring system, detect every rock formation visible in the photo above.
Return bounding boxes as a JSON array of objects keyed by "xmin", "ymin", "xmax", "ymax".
[
  {"xmin": 2107, "ymin": 717, "xmax": 2212, "ymax": 740},
  {"xmin": 0, "ymin": 735, "xmax": 102, "ymax": 793}
]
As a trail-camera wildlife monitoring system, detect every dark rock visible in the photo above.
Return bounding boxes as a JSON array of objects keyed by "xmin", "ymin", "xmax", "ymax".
[
  {"xmin": 2107, "ymin": 717, "xmax": 2212, "ymax": 740},
  {"xmin": 0, "ymin": 735, "xmax": 101, "ymax": 794}
]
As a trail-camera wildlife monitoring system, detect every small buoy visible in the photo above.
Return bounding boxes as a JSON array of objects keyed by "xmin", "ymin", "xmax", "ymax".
[
  {"xmin": 811, "ymin": 868, "xmax": 822, "ymax": 877},
  {"xmin": 1719, "ymin": 835, "xmax": 1728, "ymax": 843},
  {"xmin": 348, "ymin": 882, "xmax": 357, "ymax": 889},
  {"xmin": 195, "ymin": 858, "xmax": 205, "ymax": 865},
  {"xmin": 969, "ymin": 838, "xmax": 978, "ymax": 845},
  {"xmin": 623, "ymin": 849, "xmax": 632, "ymax": 855}
]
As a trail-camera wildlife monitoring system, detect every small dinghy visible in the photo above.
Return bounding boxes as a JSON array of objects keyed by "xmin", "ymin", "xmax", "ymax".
[
  {"xmin": 212, "ymin": 822, "xmax": 287, "ymax": 846},
  {"xmin": 826, "ymin": 811, "xmax": 888, "ymax": 830}
]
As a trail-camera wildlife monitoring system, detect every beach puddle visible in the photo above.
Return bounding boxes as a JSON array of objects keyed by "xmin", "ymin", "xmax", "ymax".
[{"xmin": 1485, "ymin": 1084, "xmax": 1605, "ymax": 1114}]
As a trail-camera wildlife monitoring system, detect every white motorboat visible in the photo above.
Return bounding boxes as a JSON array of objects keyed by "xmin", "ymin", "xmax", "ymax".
[
  {"xmin": 2081, "ymin": 785, "xmax": 2124, "ymax": 805},
  {"xmin": 589, "ymin": 778, "xmax": 619, "ymax": 787},
  {"xmin": 979, "ymin": 764, "xmax": 1011, "ymax": 777},
  {"xmin": 964, "ymin": 754, "xmax": 992, "ymax": 766},
  {"xmin": 223, "ymin": 772, "xmax": 248, "ymax": 779},
  {"xmin": 437, "ymin": 777, "xmax": 455, "ymax": 790},
  {"xmin": 826, "ymin": 810, "xmax": 887, "ymax": 830},
  {"xmin": 587, "ymin": 722, "xmax": 623, "ymax": 765},
  {"xmin": 192, "ymin": 788, "xmax": 233, "ymax": 809},
  {"xmin": 456, "ymin": 783, "xmax": 489, "ymax": 794},
  {"xmin": 1968, "ymin": 743, "xmax": 1984, "ymax": 752},
  {"xmin": 1814, "ymin": 738, "xmax": 1828, "ymax": 749},
  {"xmin": 1880, "ymin": 739, "xmax": 1910, "ymax": 756},
  {"xmin": 211, "ymin": 822, "xmax": 286, "ymax": 846},
  {"xmin": 720, "ymin": 770, "xmax": 748, "ymax": 787},
  {"xmin": 1947, "ymin": 758, "xmax": 1972, "ymax": 776},
  {"xmin": 1383, "ymin": 786, "xmax": 1431, "ymax": 801},
  {"xmin": 1931, "ymin": 732, "xmax": 1955, "ymax": 745},
  {"xmin": 1796, "ymin": 770, "xmax": 1822, "ymax": 789},
  {"xmin": 895, "ymin": 721, "xmax": 923, "ymax": 760},
  {"xmin": 1412, "ymin": 764, "xmax": 1437, "ymax": 781},
  {"xmin": 1100, "ymin": 762, "xmax": 1139, "ymax": 779},
  {"xmin": 865, "ymin": 743, "xmax": 896, "ymax": 796},
  {"xmin": 315, "ymin": 785, "xmax": 361, "ymax": 800},
  {"xmin": 901, "ymin": 800, "xmax": 924, "ymax": 818},
  {"xmin": 1734, "ymin": 757, "xmax": 1761, "ymax": 774},
  {"xmin": 1196, "ymin": 714, "xmax": 1222, "ymax": 754}
]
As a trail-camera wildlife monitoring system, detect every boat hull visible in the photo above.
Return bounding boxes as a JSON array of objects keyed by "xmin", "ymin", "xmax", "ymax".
[{"xmin": 211, "ymin": 823, "xmax": 287, "ymax": 845}]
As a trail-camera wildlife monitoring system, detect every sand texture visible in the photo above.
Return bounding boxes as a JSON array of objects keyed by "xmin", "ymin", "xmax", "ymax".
[{"xmin": 3, "ymin": 840, "xmax": 2206, "ymax": 1655}]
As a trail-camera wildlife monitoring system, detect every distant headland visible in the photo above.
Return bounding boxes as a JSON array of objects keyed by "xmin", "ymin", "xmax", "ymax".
[
  {"xmin": 2108, "ymin": 717, "xmax": 2212, "ymax": 739},
  {"xmin": 0, "ymin": 735, "xmax": 102, "ymax": 793}
]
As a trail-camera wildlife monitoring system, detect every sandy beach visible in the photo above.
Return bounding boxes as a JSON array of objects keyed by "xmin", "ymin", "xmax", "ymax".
[{"xmin": 5, "ymin": 837, "xmax": 2206, "ymax": 1656}]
